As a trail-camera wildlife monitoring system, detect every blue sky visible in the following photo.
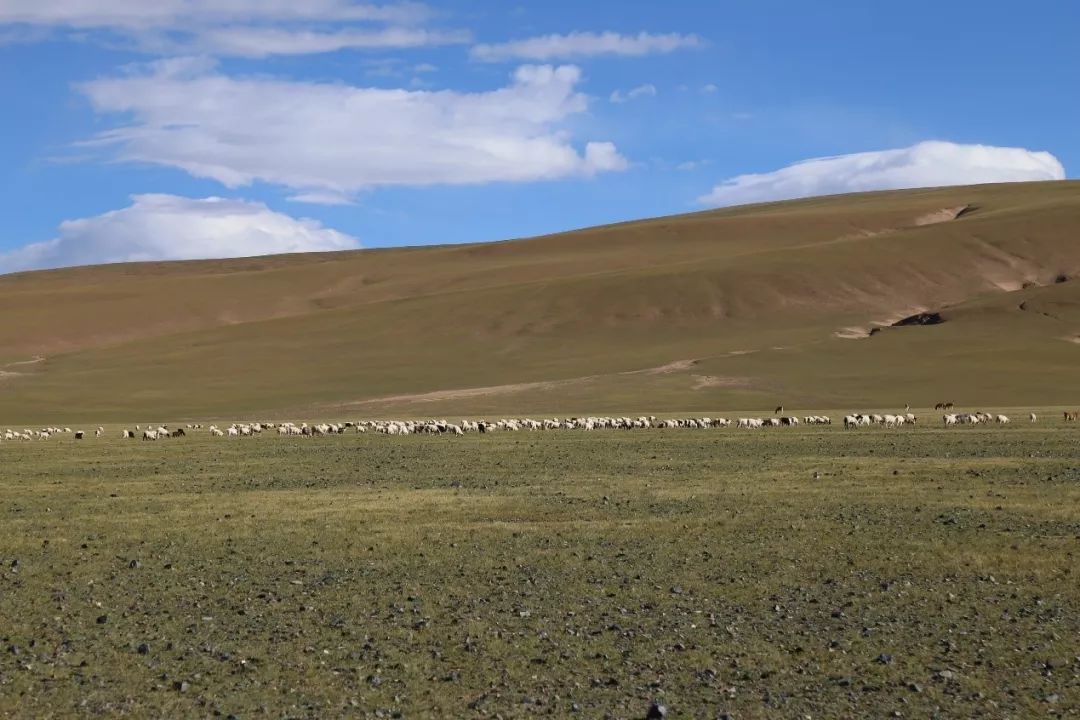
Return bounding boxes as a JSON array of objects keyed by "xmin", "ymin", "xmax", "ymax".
[{"xmin": 0, "ymin": 1, "xmax": 1075, "ymax": 271}]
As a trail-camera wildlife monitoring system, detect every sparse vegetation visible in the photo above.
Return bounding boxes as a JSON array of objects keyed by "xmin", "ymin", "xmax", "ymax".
[
  {"xmin": 1, "ymin": 183, "xmax": 1079, "ymax": 716},
  {"xmin": 1, "ymin": 417, "xmax": 1078, "ymax": 717}
]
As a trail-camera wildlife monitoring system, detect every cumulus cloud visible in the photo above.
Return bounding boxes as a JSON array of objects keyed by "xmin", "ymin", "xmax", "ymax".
[
  {"xmin": 609, "ymin": 83, "xmax": 656, "ymax": 104},
  {"xmin": 77, "ymin": 60, "xmax": 627, "ymax": 198},
  {"xmin": 0, "ymin": 1, "xmax": 463, "ymax": 56},
  {"xmin": 0, "ymin": 194, "xmax": 358, "ymax": 274},
  {"xmin": 471, "ymin": 31, "xmax": 700, "ymax": 62},
  {"xmin": 698, "ymin": 141, "xmax": 1066, "ymax": 207}
]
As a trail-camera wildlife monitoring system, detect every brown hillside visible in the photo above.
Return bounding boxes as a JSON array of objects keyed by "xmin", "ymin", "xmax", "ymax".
[{"xmin": 1, "ymin": 181, "xmax": 1079, "ymax": 422}]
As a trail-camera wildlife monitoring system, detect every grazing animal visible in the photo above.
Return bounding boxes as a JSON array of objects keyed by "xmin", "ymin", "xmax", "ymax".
[
  {"xmin": 1065, "ymin": 411, "xmax": 1078, "ymax": 422},
  {"xmin": 75, "ymin": 407, "xmax": 1047, "ymax": 448}
]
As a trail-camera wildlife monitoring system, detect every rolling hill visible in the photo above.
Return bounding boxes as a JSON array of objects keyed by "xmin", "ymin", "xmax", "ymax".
[{"xmin": 2, "ymin": 181, "xmax": 1079, "ymax": 423}]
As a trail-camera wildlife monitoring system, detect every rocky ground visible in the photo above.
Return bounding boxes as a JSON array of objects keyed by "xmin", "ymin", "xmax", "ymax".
[{"xmin": 0, "ymin": 423, "xmax": 1078, "ymax": 717}]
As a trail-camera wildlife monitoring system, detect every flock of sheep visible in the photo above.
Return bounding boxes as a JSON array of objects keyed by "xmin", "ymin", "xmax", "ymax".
[
  {"xmin": 2, "ymin": 426, "xmax": 81, "ymax": 441},
  {"xmin": 942, "ymin": 412, "xmax": 1026, "ymax": 426},
  {"xmin": 843, "ymin": 411, "xmax": 1028, "ymax": 428},
  {"xmin": 0, "ymin": 410, "xmax": 1053, "ymax": 443}
]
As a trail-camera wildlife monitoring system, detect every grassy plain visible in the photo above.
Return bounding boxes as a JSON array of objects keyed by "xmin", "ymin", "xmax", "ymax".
[{"xmin": 1, "ymin": 417, "xmax": 1078, "ymax": 718}]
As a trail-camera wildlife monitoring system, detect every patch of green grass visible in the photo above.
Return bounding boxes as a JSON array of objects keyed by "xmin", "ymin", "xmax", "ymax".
[{"xmin": 1, "ymin": 421, "xmax": 1078, "ymax": 717}]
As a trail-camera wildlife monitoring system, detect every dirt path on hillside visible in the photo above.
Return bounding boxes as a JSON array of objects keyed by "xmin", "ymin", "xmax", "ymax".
[
  {"xmin": 348, "ymin": 377, "xmax": 593, "ymax": 406},
  {"xmin": 0, "ymin": 356, "xmax": 45, "ymax": 381},
  {"xmin": 329, "ymin": 358, "xmax": 754, "ymax": 410},
  {"xmin": 2, "ymin": 356, "xmax": 45, "ymax": 369}
]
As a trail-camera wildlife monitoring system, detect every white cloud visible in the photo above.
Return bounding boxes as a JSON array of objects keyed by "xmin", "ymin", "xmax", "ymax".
[
  {"xmin": 0, "ymin": 1, "xmax": 431, "ymax": 29},
  {"xmin": 287, "ymin": 190, "xmax": 356, "ymax": 206},
  {"xmin": 191, "ymin": 26, "xmax": 469, "ymax": 57},
  {"xmin": 701, "ymin": 83, "xmax": 717, "ymax": 94},
  {"xmin": 698, "ymin": 141, "xmax": 1066, "ymax": 207},
  {"xmin": 77, "ymin": 60, "xmax": 627, "ymax": 198},
  {"xmin": 0, "ymin": 194, "xmax": 358, "ymax": 274},
  {"xmin": 0, "ymin": 1, "xmax": 461, "ymax": 56},
  {"xmin": 609, "ymin": 83, "xmax": 656, "ymax": 104},
  {"xmin": 471, "ymin": 31, "xmax": 700, "ymax": 62}
]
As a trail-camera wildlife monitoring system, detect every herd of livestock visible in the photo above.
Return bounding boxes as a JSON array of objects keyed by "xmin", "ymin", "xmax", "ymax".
[{"xmin": 0, "ymin": 409, "xmax": 1069, "ymax": 443}]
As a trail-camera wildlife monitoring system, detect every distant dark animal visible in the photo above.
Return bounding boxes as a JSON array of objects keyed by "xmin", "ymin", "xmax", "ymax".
[
  {"xmin": 171, "ymin": 428, "xmax": 186, "ymax": 438},
  {"xmin": 935, "ymin": 402, "xmax": 955, "ymax": 411},
  {"xmin": 774, "ymin": 405, "xmax": 784, "ymax": 415},
  {"xmin": 645, "ymin": 701, "xmax": 667, "ymax": 720},
  {"xmin": 74, "ymin": 431, "xmax": 84, "ymax": 440}
]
